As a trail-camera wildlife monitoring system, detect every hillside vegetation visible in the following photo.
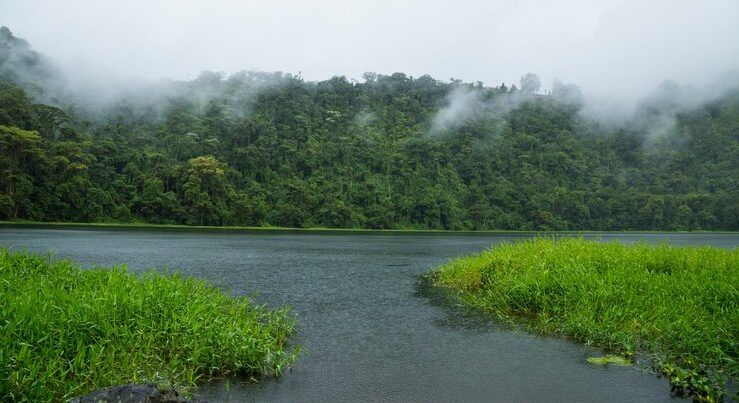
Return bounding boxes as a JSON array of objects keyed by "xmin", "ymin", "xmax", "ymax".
[{"xmin": 1, "ymin": 27, "xmax": 737, "ymax": 230}]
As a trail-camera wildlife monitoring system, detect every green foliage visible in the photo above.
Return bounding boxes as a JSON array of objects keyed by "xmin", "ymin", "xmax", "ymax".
[
  {"xmin": 586, "ymin": 355, "xmax": 631, "ymax": 366},
  {"xmin": 430, "ymin": 238, "xmax": 738, "ymax": 401},
  {"xmin": 0, "ymin": 125, "xmax": 44, "ymax": 219},
  {"xmin": 181, "ymin": 155, "xmax": 232, "ymax": 225},
  {"xmin": 0, "ymin": 63, "xmax": 737, "ymax": 229},
  {"xmin": 0, "ymin": 249, "xmax": 298, "ymax": 401}
]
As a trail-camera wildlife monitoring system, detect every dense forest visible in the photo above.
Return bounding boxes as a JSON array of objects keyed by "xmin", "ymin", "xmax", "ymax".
[{"xmin": 1, "ymin": 27, "xmax": 737, "ymax": 230}]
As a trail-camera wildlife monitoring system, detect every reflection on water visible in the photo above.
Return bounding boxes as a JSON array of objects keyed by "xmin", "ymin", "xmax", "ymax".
[
  {"xmin": 2, "ymin": 228, "xmax": 731, "ymax": 402},
  {"xmin": 414, "ymin": 275, "xmax": 505, "ymax": 333}
]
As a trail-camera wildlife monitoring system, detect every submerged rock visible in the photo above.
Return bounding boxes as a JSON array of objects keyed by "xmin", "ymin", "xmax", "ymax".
[{"xmin": 70, "ymin": 383, "xmax": 198, "ymax": 403}]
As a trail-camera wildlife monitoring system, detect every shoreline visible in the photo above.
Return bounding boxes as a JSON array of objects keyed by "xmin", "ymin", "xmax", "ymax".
[
  {"xmin": 1, "ymin": 220, "xmax": 736, "ymax": 235},
  {"xmin": 429, "ymin": 238, "xmax": 738, "ymax": 400},
  {"xmin": 1, "ymin": 250, "xmax": 298, "ymax": 401}
]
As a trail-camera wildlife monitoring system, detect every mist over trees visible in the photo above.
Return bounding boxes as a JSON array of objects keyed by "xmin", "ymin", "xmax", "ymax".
[{"xmin": 0, "ymin": 27, "xmax": 737, "ymax": 230}]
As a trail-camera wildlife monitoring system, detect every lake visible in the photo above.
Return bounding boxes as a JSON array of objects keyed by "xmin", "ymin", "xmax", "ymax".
[{"xmin": 1, "ymin": 228, "xmax": 736, "ymax": 402}]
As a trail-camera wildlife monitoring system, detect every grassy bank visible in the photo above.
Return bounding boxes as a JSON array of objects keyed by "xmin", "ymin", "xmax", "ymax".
[
  {"xmin": 0, "ymin": 250, "xmax": 298, "ymax": 401},
  {"xmin": 429, "ymin": 238, "xmax": 738, "ymax": 401}
]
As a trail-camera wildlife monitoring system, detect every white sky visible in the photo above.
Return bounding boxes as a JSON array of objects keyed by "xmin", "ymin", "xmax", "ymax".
[{"xmin": 2, "ymin": 0, "xmax": 738, "ymax": 102}]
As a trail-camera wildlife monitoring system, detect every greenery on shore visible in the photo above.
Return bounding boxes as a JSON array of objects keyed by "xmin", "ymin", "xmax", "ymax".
[
  {"xmin": 1, "ymin": 27, "xmax": 738, "ymax": 231},
  {"xmin": 429, "ymin": 238, "xmax": 738, "ymax": 401},
  {"xmin": 14, "ymin": 220, "xmax": 731, "ymax": 235},
  {"xmin": 0, "ymin": 220, "xmax": 541, "ymax": 234},
  {"xmin": 0, "ymin": 249, "xmax": 298, "ymax": 401}
]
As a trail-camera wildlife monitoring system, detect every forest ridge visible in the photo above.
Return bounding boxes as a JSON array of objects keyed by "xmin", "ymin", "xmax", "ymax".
[{"xmin": 0, "ymin": 27, "xmax": 737, "ymax": 230}]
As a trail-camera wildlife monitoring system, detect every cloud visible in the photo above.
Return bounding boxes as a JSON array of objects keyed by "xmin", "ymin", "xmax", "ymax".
[
  {"xmin": 430, "ymin": 86, "xmax": 486, "ymax": 134},
  {"xmin": 1, "ymin": 0, "xmax": 737, "ymax": 106}
]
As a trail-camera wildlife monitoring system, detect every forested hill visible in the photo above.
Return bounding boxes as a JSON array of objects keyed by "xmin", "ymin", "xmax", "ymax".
[{"xmin": 0, "ymin": 28, "xmax": 737, "ymax": 230}]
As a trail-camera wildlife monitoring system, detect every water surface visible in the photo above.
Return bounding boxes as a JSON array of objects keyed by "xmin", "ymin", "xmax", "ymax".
[{"xmin": 2, "ymin": 229, "xmax": 735, "ymax": 402}]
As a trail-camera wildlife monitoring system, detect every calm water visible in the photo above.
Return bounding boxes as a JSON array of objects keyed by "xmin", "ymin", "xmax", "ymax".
[{"xmin": 1, "ymin": 228, "xmax": 736, "ymax": 402}]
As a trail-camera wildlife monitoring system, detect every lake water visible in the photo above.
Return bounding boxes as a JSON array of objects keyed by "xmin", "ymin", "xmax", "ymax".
[{"xmin": 2, "ymin": 228, "xmax": 736, "ymax": 402}]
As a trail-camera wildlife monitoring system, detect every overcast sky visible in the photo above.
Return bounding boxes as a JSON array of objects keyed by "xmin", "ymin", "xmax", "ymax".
[{"xmin": 2, "ymin": 0, "xmax": 738, "ymax": 102}]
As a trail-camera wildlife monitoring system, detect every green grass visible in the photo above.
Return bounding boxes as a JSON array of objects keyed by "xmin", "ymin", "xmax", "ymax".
[
  {"xmin": 430, "ymin": 238, "xmax": 738, "ymax": 401},
  {"xmin": 586, "ymin": 354, "xmax": 631, "ymax": 367},
  {"xmin": 0, "ymin": 250, "xmax": 299, "ymax": 401}
]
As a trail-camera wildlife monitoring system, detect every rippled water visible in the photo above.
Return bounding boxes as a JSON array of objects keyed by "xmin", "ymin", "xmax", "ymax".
[{"xmin": 2, "ymin": 228, "xmax": 735, "ymax": 402}]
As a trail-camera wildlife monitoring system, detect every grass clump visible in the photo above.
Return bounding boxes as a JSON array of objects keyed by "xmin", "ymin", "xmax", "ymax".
[
  {"xmin": 587, "ymin": 355, "xmax": 631, "ymax": 367},
  {"xmin": 0, "ymin": 249, "xmax": 298, "ymax": 401},
  {"xmin": 430, "ymin": 238, "xmax": 738, "ymax": 401}
]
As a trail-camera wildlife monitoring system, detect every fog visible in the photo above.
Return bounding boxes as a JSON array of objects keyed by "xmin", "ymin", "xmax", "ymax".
[
  {"xmin": 428, "ymin": 70, "xmax": 739, "ymax": 140},
  {"xmin": 1, "ymin": 0, "xmax": 738, "ymax": 107}
]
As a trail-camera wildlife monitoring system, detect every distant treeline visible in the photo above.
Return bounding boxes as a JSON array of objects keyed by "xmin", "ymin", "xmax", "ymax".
[{"xmin": 0, "ymin": 30, "xmax": 737, "ymax": 230}]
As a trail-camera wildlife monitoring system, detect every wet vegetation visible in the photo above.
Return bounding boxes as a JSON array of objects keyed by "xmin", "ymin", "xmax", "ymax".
[
  {"xmin": 0, "ymin": 249, "xmax": 298, "ymax": 401},
  {"xmin": 1, "ymin": 23, "xmax": 738, "ymax": 402},
  {"xmin": 429, "ymin": 238, "xmax": 738, "ymax": 401},
  {"xmin": 1, "ymin": 27, "xmax": 738, "ymax": 231}
]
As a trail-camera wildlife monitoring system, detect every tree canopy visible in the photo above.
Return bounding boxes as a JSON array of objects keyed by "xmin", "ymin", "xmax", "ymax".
[{"xmin": 0, "ymin": 28, "xmax": 737, "ymax": 230}]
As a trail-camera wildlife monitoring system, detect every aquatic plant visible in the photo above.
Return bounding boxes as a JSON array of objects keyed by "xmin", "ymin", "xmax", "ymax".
[
  {"xmin": 586, "ymin": 355, "xmax": 631, "ymax": 366},
  {"xmin": 0, "ymin": 249, "xmax": 298, "ymax": 401},
  {"xmin": 430, "ymin": 238, "xmax": 738, "ymax": 401}
]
